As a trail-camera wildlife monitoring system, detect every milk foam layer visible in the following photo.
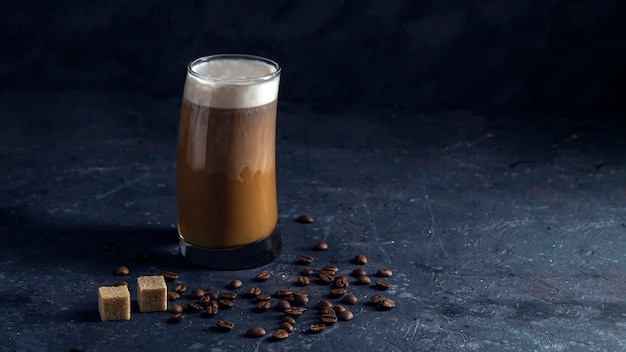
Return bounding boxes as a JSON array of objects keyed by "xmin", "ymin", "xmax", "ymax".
[{"xmin": 184, "ymin": 57, "xmax": 280, "ymax": 109}]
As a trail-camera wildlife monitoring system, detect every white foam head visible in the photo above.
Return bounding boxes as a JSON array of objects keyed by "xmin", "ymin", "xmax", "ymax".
[{"xmin": 184, "ymin": 55, "xmax": 280, "ymax": 109}]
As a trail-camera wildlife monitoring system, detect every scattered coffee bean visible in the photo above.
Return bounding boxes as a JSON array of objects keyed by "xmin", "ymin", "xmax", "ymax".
[
  {"xmin": 309, "ymin": 323, "xmax": 326, "ymax": 333},
  {"xmin": 353, "ymin": 254, "xmax": 367, "ymax": 265},
  {"xmin": 376, "ymin": 269, "xmax": 393, "ymax": 277},
  {"xmin": 276, "ymin": 299, "xmax": 291, "ymax": 312},
  {"xmin": 216, "ymin": 320, "xmax": 234, "ymax": 331},
  {"xmin": 220, "ymin": 291, "xmax": 237, "ymax": 300},
  {"xmin": 351, "ymin": 268, "xmax": 367, "ymax": 277},
  {"xmin": 296, "ymin": 214, "xmax": 314, "ymax": 223},
  {"xmin": 206, "ymin": 291, "xmax": 219, "ymax": 300},
  {"xmin": 227, "ymin": 279, "xmax": 243, "ymax": 289},
  {"xmin": 172, "ymin": 284, "xmax": 187, "ymax": 294},
  {"xmin": 161, "ymin": 270, "xmax": 179, "ymax": 281},
  {"xmin": 246, "ymin": 327, "xmax": 266, "ymax": 338},
  {"xmin": 322, "ymin": 265, "xmax": 339, "ymax": 274},
  {"xmin": 293, "ymin": 294, "xmax": 309, "ymax": 307},
  {"xmin": 114, "ymin": 280, "xmax": 128, "ymax": 287},
  {"xmin": 280, "ymin": 321, "xmax": 294, "ymax": 333},
  {"xmin": 320, "ymin": 307, "xmax": 335, "ymax": 315},
  {"xmin": 301, "ymin": 268, "xmax": 314, "ymax": 276},
  {"xmin": 298, "ymin": 275, "xmax": 310, "ymax": 286},
  {"xmin": 298, "ymin": 255, "xmax": 314, "ymax": 264},
  {"xmin": 321, "ymin": 312, "xmax": 338, "ymax": 324},
  {"xmin": 369, "ymin": 294, "xmax": 385, "ymax": 305},
  {"xmin": 284, "ymin": 307, "xmax": 306, "ymax": 318},
  {"xmin": 375, "ymin": 279, "xmax": 391, "ymax": 290},
  {"xmin": 255, "ymin": 271, "xmax": 271, "ymax": 281},
  {"xmin": 197, "ymin": 295, "xmax": 211, "ymax": 306},
  {"xmin": 317, "ymin": 300, "xmax": 333, "ymax": 310},
  {"xmin": 246, "ymin": 287, "xmax": 261, "ymax": 296},
  {"xmin": 255, "ymin": 300, "xmax": 272, "ymax": 312},
  {"xmin": 318, "ymin": 272, "xmax": 334, "ymax": 284},
  {"xmin": 170, "ymin": 304, "xmax": 184, "ymax": 314},
  {"xmin": 274, "ymin": 289, "xmax": 292, "ymax": 298},
  {"xmin": 377, "ymin": 297, "xmax": 395, "ymax": 310},
  {"xmin": 167, "ymin": 290, "xmax": 180, "ymax": 301},
  {"xmin": 189, "ymin": 288, "xmax": 205, "ymax": 300},
  {"xmin": 333, "ymin": 304, "xmax": 346, "ymax": 314},
  {"xmin": 132, "ymin": 252, "xmax": 147, "ymax": 262},
  {"xmin": 330, "ymin": 288, "xmax": 346, "ymax": 297},
  {"xmin": 204, "ymin": 304, "xmax": 218, "ymax": 316},
  {"xmin": 255, "ymin": 294, "xmax": 271, "ymax": 302},
  {"xmin": 342, "ymin": 294, "xmax": 357, "ymax": 305},
  {"xmin": 293, "ymin": 290, "xmax": 308, "ymax": 298},
  {"xmin": 104, "ymin": 243, "xmax": 117, "ymax": 251},
  {"xmin": 282, "ymin": 315, "xmax": 296, "ymax": 325},
  {"xmin": 339, "ymin": 310, "xmax": 354, "ymax": 321},
  {"xmin": 314, "ymin": 241, "xmax": 328, "ymax": 251},
  {"xmin": 168, "ymin": 313, "xmax": 185, "ymax": 323},
  {"xmin": 114, "ymin": 266, "xmax": 129, "ymax": 276},
  {"xmin": 356, "ymin": 275, "xmax": 371, "ymax": 285},
  {"xmin": 218, "ymin": 299, "xmax": 234, "ymax": 309},
  {"xmin": 334, "ymin": 276, "xmax": 349, "ymax": 288},
  {"xmin": 272, "ymin": 328, "xmax": 289, "ymax": 339},
  {"xmin": 186, "ymin": 302, "xmax": 203, "ymax": 313}
]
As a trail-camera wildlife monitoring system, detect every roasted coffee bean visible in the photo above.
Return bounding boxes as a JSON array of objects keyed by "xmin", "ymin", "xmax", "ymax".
[
  {"xmin": 321, "ymin": 312, "xmax": 338, "ymax": 324},
  {"xmin": 274, "ymin": 289, "xmax": 292, "ymax": 298},
  {"xmin": 293, "ymin": 294, "xmax": 309, "ymax": 307},
  {"xmin": 375, "ymin": 279, "xmax": 391, "ymax": 290},
  {"xmin": 206, "ymin": 291, "xmax": 219, "ymax": 300},
  {"xmin": 318, "ymin": 272, "xmax": 334, "ymax": 284},
  {"xmin": 204, "ymin": 304, "xmax": 219, "ymax": 316},
  {"xmin": 353, "ymin": 254, "xmax": 367, "ymax": 265},
  {"xmin": 334, "ymin": 276, "xmax": 349, "ymax": 288},
  {"xmin": 369, "ymin": 294, "xmax": 385, "ymax": 305},
  {"xmin": 189, "ymin": 288, "xmax": 205, "ymax": 299},
  {"xmin": 218, "ymin": 299, "xmax": 234, "ymax": 309},
  {"xmin": 168, "ymin": 313, "xmax": 185, "ymax": 323},
  {"xmin": 216, "ymin": 320, "xmax": 234, "ymax": 331},
  {"xmin": 227, "ymin": 279, "xmax": 242, "ymax": 289},
  {"xmin": 309, "ymin": 323, "xmax": 326, "ymax": 333},
  {"xmin": 356, "ymin": 275, "xmax": 371, "ymax": 285},
  {"xmin": 114, "ymin": 266, "xmax": 129, "ymax": 276},
  {"xmin": 333, "ymin": 304, "xmax": 347, "ymax": 314},
  {"xmin": 197, "ymin": 294, "xmax": 211, "ymax": 306},
  {"xmin": 115, "ymin": 280, "xmax": 128, "ymax": 287},
  {"xmin": 296, "ymin": 214, "xmax": 314, "ymax": 223},
  {"xmin": 339, "ymin": 310, "xmax": 354, "ymax": 321},
  {"xmin": 272, "ymin": 328, "xmax": 289, "ymax": 339},
  {"xmin": 376, "ymin": 269, "xmax": 393, "ymax": 277},
  {"xmin": 170, "ymin": 304, "xmax": 184, "ymax": 314},
  {"xmin": 298, "ymin": 255, "xmax": 314, "ymax": 264},
  {"xmin": 351, "ymin": 268, "xmax": 367, "ymax": 277},
  {"xmin": 342, "ymin": 294, "xmax": 357, "ymax": 305},
  {"xmin": 301, "ymin": 268, "xmax": 314, "ymax": 276},
  {"xmin": 279, "ymin": 321, "xmax": 294, "ymax": 333},
  {"xmin": 246, "ymin": 287, "xmax": 261, "ymax": 296},
  {"xmin": 172, "ymin": 284, "xmax": 187, "ymax": 294},
  {"xmin": 282, "ymin": 315, "xmax": 297, "ymax": 325},
  {"xmin": 276, "ymin": 299, "xmax": 291, "ymax": 312},
  {"xmin": 314, "ymin": 241, "xmax": 328, "ymax": 251},
  {"xmin": 256, "ymin": 300, "xmax": 272, "ymax": 312},
  {"xmin": 255, "ymin": 294, "xmax": 271, "ymax": 302},
  {"xmin": 329, "ymin": 288, "xmax": 346, "ymax": 297},
  {"xmin": 378, "ymin": 297, "xmax": 395, "ymax": 309},
  {"xmin": 298, "ymin": 275, "xmax": 310, "ymax": 286},
  {"xmin": 316, "ymin": 300, "xmax": 333, "ymax": 310},
  {"xmin": 322, "ymin": 265, "xmax": 339, "ymax": 274},
  {"xmin": 132, "ymin": 252, "xmax": 147, "ymax": 262},
  {"xmin": 104, "ymin": 243, "xmax": 117, "ymax": 251},
  {"xmin": 255, "ymin": 271, "xmax": 271, "ymax": 281},
  {"xmin": 167, "ymin": 290, "xmax": 180, "ymax": 301},
  {"xmin": 284, "ymin": 307, "xmax": 306, "ymax": 318},
  {"xmin": 293, "ymin": 290, "xmax": 308, "ymax": 297},
  {"xmin": 246, "ymin": 327, "xmax": 266, "ymax": 338},
  {"xmin": 161, "ymin": 270, "xmax": 179, "ymax": 281},
  {"xmin": 220, "ymin": 291, "xmax": 237, "ymax": 300},
  {"xmin": 186, "ymin": 302, "xmax": 203, "ymax": 313},
  {"xmin": 319, "ymin": 307, "xmax": 335, "ymax": 315}
]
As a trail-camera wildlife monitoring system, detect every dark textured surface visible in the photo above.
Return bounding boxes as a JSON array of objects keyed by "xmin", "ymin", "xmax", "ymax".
[{"xmin": 1, "ymin": 91, "xmax": 626, "ymax": 351}]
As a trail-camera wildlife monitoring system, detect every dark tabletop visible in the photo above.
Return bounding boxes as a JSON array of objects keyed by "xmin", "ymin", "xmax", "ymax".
[{"xmin": 1, "ymin": 90, "xmax": 625, "ymax": 351}]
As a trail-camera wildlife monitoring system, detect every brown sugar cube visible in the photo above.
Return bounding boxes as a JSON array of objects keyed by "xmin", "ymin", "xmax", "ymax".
[
  {"xmin": 137, "ymin": 275, "xmax": 167, "ymax": 312},
  {"xmin": 98, "ymin": 285, "xmax": 131, "ymax": 321}
]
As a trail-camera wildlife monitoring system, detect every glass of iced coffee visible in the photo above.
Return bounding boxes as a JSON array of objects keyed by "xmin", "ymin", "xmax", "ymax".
[{"xmin": 176, "ymin": 54, "xmax": 281, "ymax": 269}]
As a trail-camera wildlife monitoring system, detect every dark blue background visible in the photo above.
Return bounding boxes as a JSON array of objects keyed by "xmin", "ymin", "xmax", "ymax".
[{"xmin": 2, "ymin": 0, "xmax": 625, "ymax": 116}]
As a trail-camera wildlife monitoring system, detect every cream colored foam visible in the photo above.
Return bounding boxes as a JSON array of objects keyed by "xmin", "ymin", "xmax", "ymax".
[{"xmin": 184, "ymin": 57, "xmax": 280, "ymax": 109}]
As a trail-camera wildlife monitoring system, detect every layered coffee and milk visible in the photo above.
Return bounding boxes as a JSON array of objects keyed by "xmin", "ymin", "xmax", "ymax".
[{"xmin": 176, "ymin": 57, "xmax": 280, "ymax": 249}]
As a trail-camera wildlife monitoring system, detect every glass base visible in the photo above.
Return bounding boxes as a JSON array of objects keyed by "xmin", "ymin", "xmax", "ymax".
[{"xmin": 179, "ymin": 225, "xmax": 281, "ymax": 270}]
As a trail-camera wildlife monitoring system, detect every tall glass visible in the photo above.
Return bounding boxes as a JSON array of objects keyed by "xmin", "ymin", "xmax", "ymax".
[{"xmin": 176, "ymin": 54, "xmax": 281, "ymax": 269}]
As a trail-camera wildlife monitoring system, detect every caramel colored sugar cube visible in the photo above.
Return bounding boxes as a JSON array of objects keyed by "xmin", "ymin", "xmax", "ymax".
[
  {"xmin": 98, "ymin": 285, "xmax": 131, "ymax": 321},
  {"xmin": 137, "ymin": 275, "xmax": 167, "ymax": 312}
]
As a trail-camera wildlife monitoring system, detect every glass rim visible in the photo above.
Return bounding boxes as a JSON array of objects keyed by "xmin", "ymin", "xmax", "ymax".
[{"xmin": 187, "ymin": 54, "xmax": 281, "ymax": 83}]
